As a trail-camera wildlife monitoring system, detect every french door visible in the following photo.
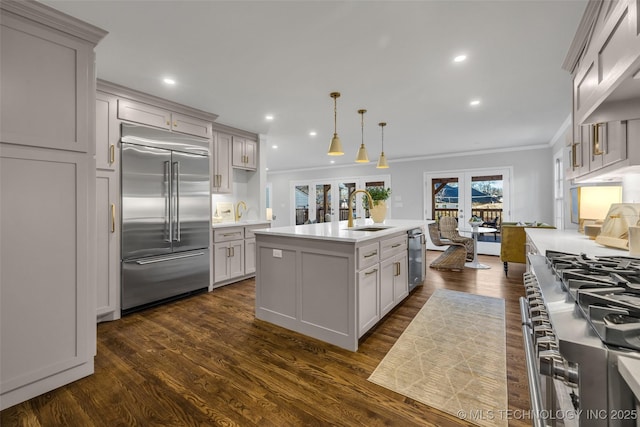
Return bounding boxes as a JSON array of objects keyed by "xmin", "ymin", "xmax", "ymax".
[
  {"xmin": 424, "ymin": 168, "xmax": 511, "ymax": 255},
  {"xmin": 292, "ymin": 176, "xmax": 390, "ymax": 225}
]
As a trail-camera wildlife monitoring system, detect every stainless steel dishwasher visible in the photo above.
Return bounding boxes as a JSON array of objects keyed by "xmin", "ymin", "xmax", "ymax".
[{"xmin": 407, "ymin": 228, "xmax": 425, "ymax": 291}]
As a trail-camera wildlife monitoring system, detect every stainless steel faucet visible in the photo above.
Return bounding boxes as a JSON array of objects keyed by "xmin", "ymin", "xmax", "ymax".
[{"xmin": 235, "ymin": 201, "xmax": 247, "ymax": 222}]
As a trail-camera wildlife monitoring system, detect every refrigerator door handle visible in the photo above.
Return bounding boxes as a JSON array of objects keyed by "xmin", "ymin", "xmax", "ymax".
[
  {"xmin": 164, "ymin": 160, "xmax": 172, "ymax": 242},
  {"xmin": 134, "ymin": 251, "xmax": 206, "ymax": 265},
  {"xmin": 173, "ymin": 161, "xmax": 181, "ymax": 242}
]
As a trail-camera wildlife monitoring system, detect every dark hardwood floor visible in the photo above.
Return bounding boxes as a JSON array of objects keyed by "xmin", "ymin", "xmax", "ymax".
[{"xmin": 1, "ymin": 252, "xmax": 531, "ymax": 427}]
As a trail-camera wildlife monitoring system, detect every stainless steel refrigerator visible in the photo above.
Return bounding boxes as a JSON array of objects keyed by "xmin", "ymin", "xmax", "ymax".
[{"xmin": 120, "ymin": 124, "xmax": 210, "ymax": 314}]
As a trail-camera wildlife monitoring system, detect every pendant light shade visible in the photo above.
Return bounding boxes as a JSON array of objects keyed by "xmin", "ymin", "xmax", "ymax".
[
  {"xmin": 376, "ymin": 122, "xmax": 389, "ymax": 169},
  {"xmin": 327, "ymin": 92, "xmax": 344, "ymax": 156},
  {"xmin": 355, "ymin": 109, "xmax": 370, "ymax": 163}
]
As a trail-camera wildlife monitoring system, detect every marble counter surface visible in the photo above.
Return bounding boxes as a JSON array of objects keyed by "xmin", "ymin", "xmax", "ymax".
[
  {"xmin": 526, "ymin": 228, "xmax": 637, "ymax": 258},
  {"xmin": 618, "ymin": 356, "xmax": 640, "ymax": 401},
  {"xmin": 253, "ymin": 219, "xmax": 426, "ymax": 243}
]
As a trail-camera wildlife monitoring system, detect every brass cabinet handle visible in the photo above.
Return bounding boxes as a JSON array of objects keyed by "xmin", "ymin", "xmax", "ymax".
[
  {"xmin": 391, "ymin": 243, "xmax": 401, "ymax": 248},
  {"xmin": 111, "ymin": 203, "xmax": 116, "ymax": 233},
  {"xmin": 166, "ymin": 119, "xmax": 171, "ymax": 126},
  {"xmin": 571, "ymin": 143, "xmax": 579, "ymax": 168},
  {"xmin": 364, "ymin": 268, "xmax": 378, "ymax": 276},
  {"xmin": 364, "ymin": 251, "xmax": 378, "ymax": 258},
  {"xmin": 109, "ymin": 144, "xmax": 115, "ymax": 165},
  {"xmin": 592, "ymin": 123, "xmax": 603, "ymax": 156},
  {"xmin": 174, "ymin": 121, "xmax": 178, "ymax": 127}
]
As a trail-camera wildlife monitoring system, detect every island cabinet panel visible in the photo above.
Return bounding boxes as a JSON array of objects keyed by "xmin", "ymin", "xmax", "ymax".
[
  {"xmin": 256, "ymin": 246, "xmax": 298, "ymax": 318},
  {"xmin": 358, "ymin": 265, "xmax": 380, "ymax": 336},
  {"xmin": 301, "ymin": 252, "xmax": 350, "ymax": 334}
]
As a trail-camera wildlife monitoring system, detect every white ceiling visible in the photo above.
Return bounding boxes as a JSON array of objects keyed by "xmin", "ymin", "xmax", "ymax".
[{"xmin": 43, "ymin": 0, "xmax": 587, "ymax": 172}]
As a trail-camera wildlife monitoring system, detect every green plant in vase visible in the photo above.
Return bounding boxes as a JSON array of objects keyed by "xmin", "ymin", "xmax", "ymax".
[{"xmin": 363, "ymin": 187, "xmax": 391, "ymax": 223}]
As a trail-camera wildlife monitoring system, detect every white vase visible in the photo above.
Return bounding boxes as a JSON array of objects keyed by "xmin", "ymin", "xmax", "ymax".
[{"xmin": 370, "ymin": 200, "xmax": 387, "ymax": 223}]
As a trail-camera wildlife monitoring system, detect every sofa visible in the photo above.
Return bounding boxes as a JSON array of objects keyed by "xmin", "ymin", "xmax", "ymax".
[{"xmin": 500, "ymin": 222, "xmax": 555, "ymax": 276}]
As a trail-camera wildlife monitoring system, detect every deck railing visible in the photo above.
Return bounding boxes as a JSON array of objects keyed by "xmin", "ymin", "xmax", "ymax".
[{"xmin": 435, "ymin": 208, "xmax": 502, "ymax": 225}]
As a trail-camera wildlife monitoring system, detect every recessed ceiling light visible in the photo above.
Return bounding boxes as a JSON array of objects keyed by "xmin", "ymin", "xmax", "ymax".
[
  {"xmin": 265, "ymin": 114, "xmax": 274, "ymax": 121},
  {"xmin": 454, "ymin": 55, "xmax": 467, "ymax": 63},
  {"xmin": 470, "ymin": 99, "xmax": 481, "ymax": 106},
  {"xmin": 309, "ymin": 131, "xmax": 317, "ymax": 136},
  {"xmin": 163, "ymin": 77, "xmax": 176, "ymax": 85},
  {"xmin": 272, "ymin": 145, "xmax": 278, "ymax": 149},
  {"xmin": 330, "ymin": 160, "xmax": 335, "ymax": 164}
]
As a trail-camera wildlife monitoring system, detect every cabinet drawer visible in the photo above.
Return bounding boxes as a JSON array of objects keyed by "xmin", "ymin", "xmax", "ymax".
[
  {"xmin": 357, "ymin": 241, "xmax": 379, "ymax": 270},
  {"xmin": 213, "ymin": 227, "xmax": 244, "ymax": 242},
  {"xmin": 380, "ymin": 234, "xmax": 407, "ymax": 259}
]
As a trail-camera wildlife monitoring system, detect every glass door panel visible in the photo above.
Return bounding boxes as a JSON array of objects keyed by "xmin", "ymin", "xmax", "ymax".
[
  {"xmin": 295, "ymin": 185, "xmax": 309, "ymax": 225},
  {"xmin": 316, "ymin": 183, "xmax": 332, "ymax": 223}
]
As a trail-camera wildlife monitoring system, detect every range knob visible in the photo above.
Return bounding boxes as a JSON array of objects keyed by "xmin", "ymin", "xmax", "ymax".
[
  {"xmin": 529, "ymin": 306, "xmax": 547, "ymax": 316},
  {"xmin": 534, "ymin": 325, "xmax": 554, "ymax": 339},
  {"xmin": 528, "ymin": 297, "xmax": 544, "ymax": 307},
  {"xmin": 538, "ymin": 350, "xmax": 579, "ymax": 385},
  {"xmin": 536, "ymin": 336, "xmax": 558, "ymax": 353},
  {"xmin": 531, "ymin": 315, "xmax": 550, "ymax": 327}
]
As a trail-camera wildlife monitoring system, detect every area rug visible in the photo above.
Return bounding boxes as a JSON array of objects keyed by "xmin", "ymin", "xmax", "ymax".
[{"xmin": 368, "ymin": 289, "xmax": 507, "ymax": 427}]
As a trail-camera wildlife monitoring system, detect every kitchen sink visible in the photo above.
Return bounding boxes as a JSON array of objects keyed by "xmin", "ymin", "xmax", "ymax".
[{"xmin": 349, "ymin": 226, "xmax": 392, "ymax": 232}]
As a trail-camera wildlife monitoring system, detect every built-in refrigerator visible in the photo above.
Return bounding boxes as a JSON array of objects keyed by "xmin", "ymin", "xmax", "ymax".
[{"xmin": 120, "ymin": 124, "xmax": 210, "ymax": 314}]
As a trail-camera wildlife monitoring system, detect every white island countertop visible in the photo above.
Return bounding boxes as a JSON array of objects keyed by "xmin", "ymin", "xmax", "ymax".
[
  {"xmin": 212, "ymin": 220, "xmax": 271, "ymax": 229},
  {"xmin": 252, "ymin": 219, "xmax": 426, "ymax": 243},
  {"xmin": 526, "ymin": 228, "xmax": 637, "ymax": 258}
]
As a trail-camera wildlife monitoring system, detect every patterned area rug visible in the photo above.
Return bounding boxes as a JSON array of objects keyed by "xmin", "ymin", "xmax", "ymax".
[{"xmin": 368, "ymin": 289, "xmax": 507, "ymax": 427}]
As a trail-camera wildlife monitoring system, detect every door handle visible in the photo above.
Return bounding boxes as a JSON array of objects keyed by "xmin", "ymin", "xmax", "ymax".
[
  {"xmin": 164, "ymin": 161, "xmax": 172, "ymax": 242},
  {"xmin": 111, "ymin": 203, "xmax": 116, "ymax": 233},
  {"xmin": 135, "ymin": 252, "xmax": 205, "ymax": 265},
  {"xmin": 173, "ymin": 161, "xmax": 180, "ymax": 242},
  {"xmin": 109, "ymin": 144, "xmax": 115, "ymax": 165}
]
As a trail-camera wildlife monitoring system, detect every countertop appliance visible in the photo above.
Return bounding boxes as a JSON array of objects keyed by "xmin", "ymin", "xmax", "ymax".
[
  {"xmin": 120, "ymin": 124, "xmax": 210, "ymax": 314},
  {"xmin": 522, "ymin": 250, "xmax": 640, "ymax": 426},
  {"xmin": 407, "ymin": 228, "xmax": 425, "ymax": 291}
]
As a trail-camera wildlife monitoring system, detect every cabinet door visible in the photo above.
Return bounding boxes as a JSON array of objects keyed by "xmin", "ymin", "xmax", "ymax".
[
  {"xmin": 95, "ymin": 92, "xmax": 118, "ymax": 171},
  {"xmin": 212, "ymin": 133, "xmax": 232, "ymax": 194},
  {"xmin": 358, "ymin": 265, "xmax": 379, "ymax": 337},
  {"xmin": 232, "ymin": 137, "xmax": 246, "ymax": 168},
  {"xmin": 393, "ymin": 253, "xmax": 409, "ymax": 302},
  {"xmin": 0, "ymin": 13, "xmax": 92, "ymax": 153},
  {"xmin": 117, "ymin": 99, "xmax": 171, "ymax": 131},
  {"xmin": 602, "ymin": 121, "xmax": 627, "ymax": 167},
  {"xmin": 171, "ymin": 112, "xmax": 212, "ymax": 139},
  {"xmin": 379, "ymin": 258, "xmax": 395, "ymax": 317},
  {"xmin": 244, "ymin": 139, "xmax": 257, "ymax": 170},
  {"xmin": 245, "ymin": 238, "xmax": 256, "ymax": 275},
  {"xmin": 228, "ymin": 240, "xmax": 245, "ymax": 279},
  {"xmin": 213, "ymin": 242, "xmax": 231, "ymax": 283},
  {"xmin": 96, "ymin": 172, "xmax": 119, "ymax": 318}
]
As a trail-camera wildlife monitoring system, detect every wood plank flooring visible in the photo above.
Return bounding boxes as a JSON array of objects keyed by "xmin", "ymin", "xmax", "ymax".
[{"xmin": 1, "ymin": 252, "xmax": 531, "ymax": 427}]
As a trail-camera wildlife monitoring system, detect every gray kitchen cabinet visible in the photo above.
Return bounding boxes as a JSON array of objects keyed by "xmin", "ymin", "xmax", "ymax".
[
  {"xmin": 214, "ymin": 239, "xmax": 245, "ymax": 283},
  {"xmin": 95, "ymin": 92, "xmax": 120, "ymax": 322},
  {"xmin": 571, "ymin": 0, "xmax": 640, "ymax": 125},
  {"xmin": 232, "ymin": 136, "xmax": 257, "ymax": 170},
  {"xmin": 379, "ymin": 235, "xmax": 408, "ymax": 317},
  {"xmin": 96, "ymin": 92, "xmax": 119, "ymax": 171},
  {"xmin": 212, "ymin": 222, "xmax": 270, "ymax": 286},
  {"xmin": 96, "ymin": 172, "xmax": 119, "ymax": 321},
  {"xmin": 212, "ymin": 132, "xmax": 233, "ymax": 193},
  {"xmin": 0, "ymin": 0, "xmax": 106, "ymax": 410},
  {"xmin": 588, "ymin": 121, "xmax": 627, "ymax": 171},
  {"xmin": 117, "ymin": 98, "xmax": 213, "ymax": 139},
  {"xmin": 358, "ymin": 264, "xmax": 380, "ymax": 336}
]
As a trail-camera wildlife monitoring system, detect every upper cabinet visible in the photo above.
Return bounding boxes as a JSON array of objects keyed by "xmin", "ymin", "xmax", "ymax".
[
  {"xmin": 96, "ymin": 92, "xmax": 119, "ymax": 171},
  {"xmin": 117, "ymin": 99, "xmax": 213, "ymax": 139},
  {"xmin": 564, "ymin": 0, "xmax": 640, "ymax": 181},
  {"xmin": 232, "ymin": 136, "xmax": 257, "ymax": 170},
  {"xmin": 212, "ymin": 132, "xmax": 233, "ymax": 193}
]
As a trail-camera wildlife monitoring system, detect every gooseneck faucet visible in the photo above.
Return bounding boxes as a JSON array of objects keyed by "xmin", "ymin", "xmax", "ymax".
[
  {"xmin": 347, "ymin": 190, "xmax": 374, "ymax": 228},
  {"xmin": 235, "ymin": 200, "xmax": 247, "ymax": 222}
]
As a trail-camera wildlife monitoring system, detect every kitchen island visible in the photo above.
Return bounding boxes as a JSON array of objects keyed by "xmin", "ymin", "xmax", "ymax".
[{"xmin": 253, "ymin": 219, "xmax": 426, "ymax": 351}]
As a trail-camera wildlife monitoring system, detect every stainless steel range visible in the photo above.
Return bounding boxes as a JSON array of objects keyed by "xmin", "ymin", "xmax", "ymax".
[{"xmin": 522, "ymin": 251, "xmax": 640, "ymax": 427}]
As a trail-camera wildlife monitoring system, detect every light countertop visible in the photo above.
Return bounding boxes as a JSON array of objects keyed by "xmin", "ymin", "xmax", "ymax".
[
  {"xmin": 618, "ymin": 356, "xmax": 640, "ymax": 401},
  {"xmin": 212, "ymin": 220, "xmax": 271, "ymax": 229},
  {"xmin": 252, "ymin": 219, "xmax": 426, "ymax": 243},
  {"xmin": 526, "ymin": 228, "xmax": 637, "ymax": 258}
]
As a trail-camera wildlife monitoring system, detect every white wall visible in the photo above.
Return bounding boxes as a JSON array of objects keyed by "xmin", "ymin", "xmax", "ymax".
[{"xmin": 267, "ymin": 147, "xmax": 554, "ymax": 228}]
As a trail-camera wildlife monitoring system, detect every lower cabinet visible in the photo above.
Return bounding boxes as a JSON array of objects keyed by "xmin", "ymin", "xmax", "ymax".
[
  {"xmin": 358, "ymin": 265, "xmax": 380, "ymax": 335},
  {"xmin": 213, "ymin": 239, "xmax": 245, "ymax": 283},
  {"xmin": 96, "ymin": 172, "xmax": 119, "ymax": 321},
  {"xmin": 357, "ymin": 232, "xmax": 409, "ymax": 337},
  {"xmin": 212, "ymin": 222, "xmax": 270, "ymax": 287}
]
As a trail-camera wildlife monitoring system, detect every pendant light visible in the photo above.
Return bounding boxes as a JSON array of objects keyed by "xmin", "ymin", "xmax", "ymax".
[
  {"xmin": 355, "ymin": 109, "xmax": 370, "ymax": 163},
  {"xmin": 376, "ymin": 122, "xmax": 389, "ymax": 169},
  {"xmin": 327, "ymin": 92, "xmax": 344, "ymax": 156}
]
